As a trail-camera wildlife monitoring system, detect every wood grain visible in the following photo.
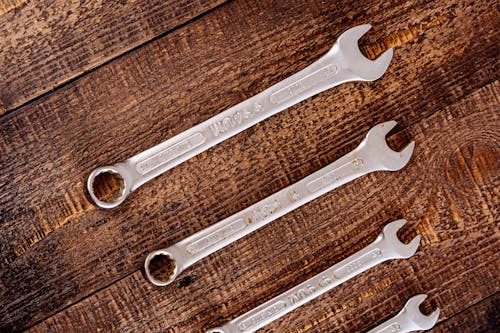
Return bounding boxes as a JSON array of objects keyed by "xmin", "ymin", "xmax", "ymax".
[
  {"xmin": 433, "ymin": 292, "xmax": 499, "ymax": 332},
  {"xmin": 0, "ymin": 0, "xmax": 227, "ymax": 113},
  {"xmin": 0, "ymin": 0, "xmax": 498, "ymax": 331},
  {"xmin": 28, "ymin": 81, "xmax": 500, "ymax": 333}
]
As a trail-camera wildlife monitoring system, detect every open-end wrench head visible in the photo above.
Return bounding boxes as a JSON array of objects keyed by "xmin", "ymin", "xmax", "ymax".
[
  {"xmin": 334, "ymin": 24, "xmax": 394, "ymax": 81},
  {"xmin": 381, "ymin": 219, "xmax": 420, "ymax": 258},
  {"xmin": 362, "ymin": 121, "xmax": 415, "ymax": 171},
  {"xmin": 403, "ymin": 294, "xmax": 440, "ymax": 330}
]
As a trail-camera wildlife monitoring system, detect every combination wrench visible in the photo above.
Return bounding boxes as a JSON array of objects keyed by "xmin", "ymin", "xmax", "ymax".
[
  {"xmin": 205, "ymin": 220, "xmax": 421, "ymax": 333},
  {"xmin": 87, "ymin": 24, "xmax": 394, "ymax": 208},
  {"xmin": 368, "ymin": 294, "xmax": 440, "ymax": 333},
  {"xmin": 144, "ymin": 121, "xmax": 415, "ymax": 286}
]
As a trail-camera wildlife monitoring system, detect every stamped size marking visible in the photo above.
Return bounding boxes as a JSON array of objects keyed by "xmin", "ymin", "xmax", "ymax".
[
  {"xmin": 352, "ymin": 158, "xmax": 364, "ymax": 170},
  {"xmin": 376, "ymin": 323, "xmax": 402, "ymax": 333},
  {"xmin": 270, "ymin": 64, "xmax": 338, "ymax": 104},
  {"xmin": 333, "ymin": 248, "xmax": 383, "ymax": 279},
  {"xmin": 209, "ymin": 102, "xmax": 264, "ymax": 137},
  {"xmin": 288, "ymin": 284, "xmax": 318, "ymax": 305},
  {"xmin": 287, "ymin": 275, "xmax": 333, "ymax": 306},
  {"xmin": 306, "ymin": 158, "xmax": 364, "ymax": 193},
  {"xmin": 237, "ymin": 301, "xmax": 287, "ymax": 331},
  {"xmin": 288, "ymin": 189, "xmax": 300, "ymax": 202},
  {"xmin": 250, "ymin": 199, "xmax": 281, "ymax": 223},
  {"xmin": 389, "ymin": 323, "xmax": 402, "ymax": 333},
  {"xmin": 136, "ymin": 133, "xmax": 206, "ymax": 175},
  {"xmin": 186, "ymin": 219, "xmax": 247, "ymax": 254}
]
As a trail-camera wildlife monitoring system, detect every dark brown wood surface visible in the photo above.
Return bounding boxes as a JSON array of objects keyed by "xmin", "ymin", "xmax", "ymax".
[
  {"xmin": 0, "ymin": 0, "xmax": 498, "ymax": 332},
  {"xmin": 0, "ymin": 0, "xmax": 227, "ymax": 113}
]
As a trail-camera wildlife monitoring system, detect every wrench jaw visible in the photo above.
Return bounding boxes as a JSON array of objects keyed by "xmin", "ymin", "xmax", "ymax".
[
  {"xmin": 380, "ymin": 219, "xmax": 420, "ymax": 259},
  {"xmin": 334, "ymin": 24, "xmax": 394, "ymax": 81},
  {"xmin": 360, "ymin": 121, "xmax": 415, "ymax": 172},
  {"xmin": 87, "ymin": 164, "xmax": 131, "ymax": 209},
  {"xmin": 403, "ymin": 294, "xmax": 441, "ymax": 330},
  {"xmin": 144, "ymin": 249, "xmax": 180, "ymax": 287}
]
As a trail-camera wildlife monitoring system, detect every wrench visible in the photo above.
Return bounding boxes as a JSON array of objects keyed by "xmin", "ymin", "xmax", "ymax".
[
  {"xmin": 368, "ymin": 294, "xmax": 440, "ymax": 333},
  {"xmin": 87, "ymin": 24, "xmax": 394, "ymax": 208},
  {"xmin": 144, "ymin": 121, "xmax": 414, "ymax": 286},
  {"xmin": 205, "ymin": 220, "xmax": 421, "ymax": 333}
]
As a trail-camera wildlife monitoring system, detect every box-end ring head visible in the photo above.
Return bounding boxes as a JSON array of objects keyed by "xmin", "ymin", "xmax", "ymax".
[
  {"xmin": 144, "ymin": 250, "xmax": 179, "ymax": 287},
  {"xmin": 87, "ymin": 165, "xmax": 130, "ymax": 209}
]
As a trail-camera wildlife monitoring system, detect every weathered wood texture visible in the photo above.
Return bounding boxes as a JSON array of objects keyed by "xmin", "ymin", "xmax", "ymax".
[
  {"xmin": 432, "ymin": 292, "xmax": 499, "ymax": 332},
  {"xmin": 0, "ymin": 0, "xmax": 227, "ymax": 114},
  {"xmin": 0, "ymin": 0, "xmax": 498, "ymax": 332},
  {"xmin": 25, "ymin": 81, "xmax": 500, "ymax": 333}
]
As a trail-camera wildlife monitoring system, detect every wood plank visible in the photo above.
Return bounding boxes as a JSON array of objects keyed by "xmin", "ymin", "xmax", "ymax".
[
  {"xmin": 1, "ymin": 0, "xmax": 498, "ymax": 331},
  {"xmin": 0, "ymin": 0, "xmax": 26, "ymax": 16},
  {"xmin": 28, "ymin": 81, "xmax": 500, "ymax": 332},
  {"xmin": 433, "ymin": 292, "xmax": 499, "ymax": 332},
  {"xmin": 0, "ymin": 0, "xmax": 227, "ymax": 113}
]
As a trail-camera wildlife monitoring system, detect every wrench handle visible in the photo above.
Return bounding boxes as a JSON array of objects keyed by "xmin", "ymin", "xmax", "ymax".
[
  {"xmin": 154, "ymin": 145, "xmax": 374, "ymax": 283},
  {"xmin": 211, "ymin": 230, "xmax": 391, "ymax": 333},
  {"xmin": 89, "ymin": 49, "xmax": 355, "ymax": 208},
  {"xmin": 367, "ymin": 315, "xmax": 406, "ymax": 333},
  {"xmin": 128, "ymin": 53, "xmax": 352, "ymax": 189}
]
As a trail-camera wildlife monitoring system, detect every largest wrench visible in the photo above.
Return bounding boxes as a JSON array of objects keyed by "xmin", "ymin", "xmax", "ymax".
[{"xmin": 88, "ymin": 24, "xmax": 393, "ymax": 208}]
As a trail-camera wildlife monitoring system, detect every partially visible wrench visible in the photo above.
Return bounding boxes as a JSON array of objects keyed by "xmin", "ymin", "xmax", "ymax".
[
  {"xmin": 205, "ymin": 220, "xmax": 421, "ymax": 333},
  {"xmin": 368, "ymin": 294, "xmax": 440, "ymax": 333},
  {"xmin": 144, "ymin": 121, "xmax": 415, "ymax": 286},
  {"xmin": 88, "ymin": 24, "xmax": 394, "ymax": 208}
]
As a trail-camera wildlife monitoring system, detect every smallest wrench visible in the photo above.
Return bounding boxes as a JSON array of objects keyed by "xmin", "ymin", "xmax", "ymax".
[
  {"xmin": 368, "ymin": 294, "xmax": 440, "ymax": 333},
  {"xmin": 205, "ymin": 220, "xmax": 420, "ymax": 333}
]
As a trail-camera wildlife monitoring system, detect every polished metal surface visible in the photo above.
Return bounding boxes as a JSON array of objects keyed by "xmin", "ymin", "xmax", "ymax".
[
  {"xmin": 205, "ymin": 220, "xmax": 420, "ymax": 333},
  {"xmin": 144, "ymin": 121, "xmax": 414, "ymax": 286},
  {"xmin": 87, "ymin": 24, "xmax": 394, "ymax": 208},
  {"xmin": 367, "ymin": 294, "xmax": 440, "ymax": 333}
]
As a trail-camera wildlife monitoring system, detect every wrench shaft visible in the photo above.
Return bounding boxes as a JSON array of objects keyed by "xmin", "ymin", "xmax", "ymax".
[
  {"xmin": 87, "ymin": 24, "xmax": 395, "ymax": 208},
  {"xmin": 124, "ymin": 56, "xmax": 347, "ymax": 192},
  {"xmin": 229, "ymin": 242, "xmax": 386, "ymax": 332},
  {"xmin": 207, "ymin": 220, "xmax": 420, "ymax": 333},
  {"xmin": 144, "ymin": 121, "xmax": 415, "ymax": 286},
  {"xmin": 163, "ymin": 147, "xmax": 373, "ymax": 274}
]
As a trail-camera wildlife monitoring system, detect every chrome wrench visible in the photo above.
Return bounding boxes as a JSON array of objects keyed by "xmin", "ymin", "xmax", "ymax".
[
  {"xmin": 144, "ymin": 121, "xmax": 414, "ymax": 286},
  {"xmin": 368, "ymin": 294, "xmax": 440, "ymax": 333},
  {"xmin": 205, "ymin": 220, "xmax": 421, "ymax": 333},
  {"xmin": 88, "ymin": 24, "xmax": 394, "ymax": 208}
]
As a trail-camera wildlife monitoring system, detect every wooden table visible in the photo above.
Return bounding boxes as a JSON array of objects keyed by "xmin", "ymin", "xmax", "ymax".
[{"xmin": 1, "ymin": 1, "xmax": 498, "ymax": 332}]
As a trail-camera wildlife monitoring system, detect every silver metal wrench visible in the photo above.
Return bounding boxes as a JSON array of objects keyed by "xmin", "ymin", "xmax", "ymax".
[
  {"xmin": 205, "ymin": 220, "xmax": 421, "ymax": 333},
  {"xmin": 144, "ymin": 121, "xmax": 415, "ymax": 286},
  {"xmin": 368, "ymin": 294, "xmax": 440, "ymax": 333},
  {"xmin": 87, "ymin": 24, "xmax": 394, "ymax": 208}
]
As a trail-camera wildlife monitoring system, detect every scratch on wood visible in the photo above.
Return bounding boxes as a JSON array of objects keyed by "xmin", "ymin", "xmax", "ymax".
[
  {"xmin": 419, "ymin": 195, "xmax": 441, "ymax": 244},
  {"xmin": 0, "ymin": 0, "xmax": 27, "ymax": 15},
  {"xmin": 361, "ymin": 15, "xmax": 449, "ymax": 59},
  {"xmin": 8, "ymin": 185, "xmax": 95, "ymax": 264}
]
